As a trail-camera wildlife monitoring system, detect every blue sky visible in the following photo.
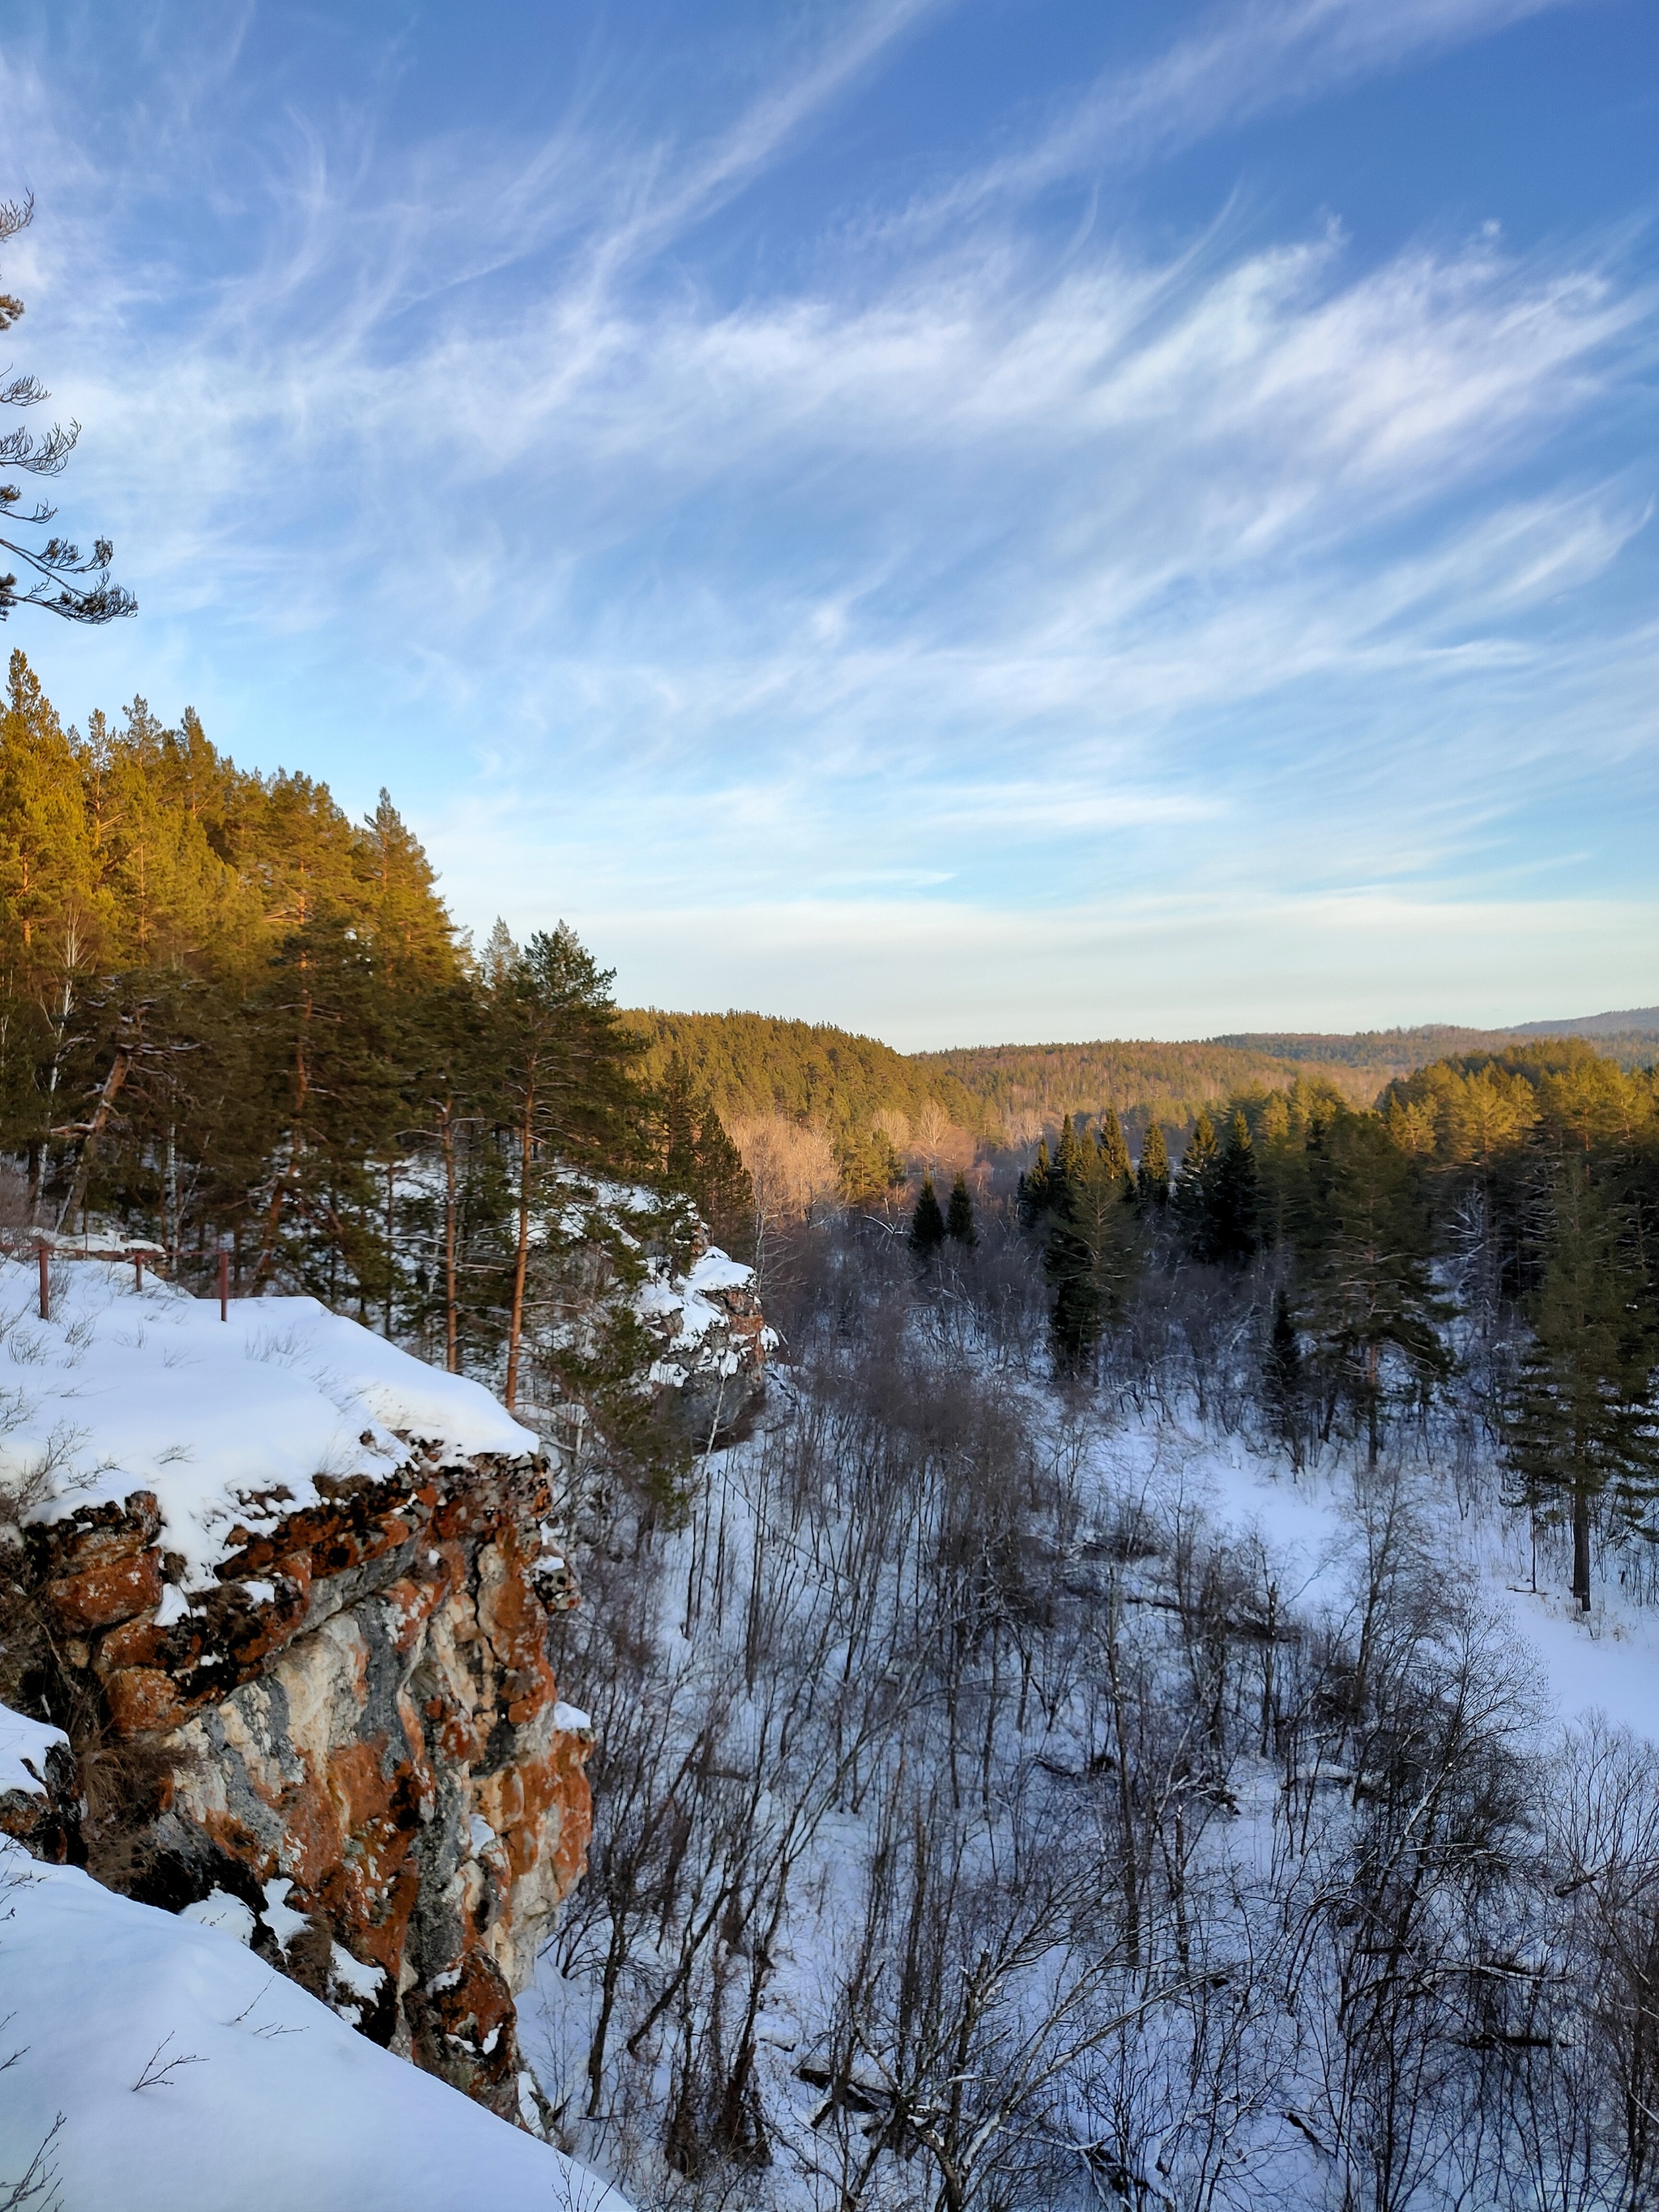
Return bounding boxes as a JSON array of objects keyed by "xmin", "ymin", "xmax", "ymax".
[{"xmin": 2, "ymin": 0, "xmax": 1655, "ymax": 1046}]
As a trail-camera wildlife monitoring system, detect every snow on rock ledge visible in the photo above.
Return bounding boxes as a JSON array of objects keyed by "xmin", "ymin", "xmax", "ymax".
[
  {"xmin": 0, "ymin": 1705, "xmax": 79, "ymax": 1863},
  {"xmin": 0, "ymin": 1260, "xmax": 592, "ymax": 2127},
  {"xmin": 0, "ymin": 1840, "xmax": 626, "ymax": 2212},
  {"xmin": 529, "ymin": 1173, "xmax": 773, "ymax": 1440},
  {"xmin": 635, "ymin": 1245, "xmax": 775, "ymax": 1437},
  {"xmin": 0, "ymin": 1258, "xmax": 535, "ymax": 1591}
]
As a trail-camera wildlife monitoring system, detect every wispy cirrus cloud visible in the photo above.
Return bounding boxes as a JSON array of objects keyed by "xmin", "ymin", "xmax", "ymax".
[
  {"xmin": 889, "ymin": 0, "xmax": 1589, "ymax": 228},
  {"xmin": 3, "ymin": 0, "xmax": 1653, "ymax": 1037}
]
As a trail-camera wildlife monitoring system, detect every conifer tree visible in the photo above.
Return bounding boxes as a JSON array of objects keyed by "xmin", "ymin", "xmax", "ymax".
[
  {"xmin": 1263, "ymin": 1287, "xmax": 1305, "ymax": 1467},
  {"xmin": 659, "ymin": 1051, "xmax": 754, "ymax": 1260},
  {"xmin": 691, "ymin": 1097, "xmax": 754, "ymax": 1261},
  {"xmin": 1299, "ymin": 1110, "xmax": 1450, "ymax": 1465},
  {"xmin": 662, "ymin": 1052, "xmax": 701, "ymax": 1199},
  {"xmin": 1175, "ymin": 1110, "xmax": 1220, "ymax": 1254},
  {"xmin": 1207, "ymin": 1108, "xmax": 1260, "ymax": 1267},
  {"xmin": 1045, "ymin": 1132, "xmax": 1141, "ymax": 1371},
  {"xmin": 838, "ymin": 1123, "xmax": 905, "ymax": 1208},
  {"xmin": 1096, "ymin": 1109, "xmax": 1132, "ymax": 1193},
  {"xmin": 362, "ymin": 790, "xmax": 455, "ymax": 984},
  {"xmin": 1055, "ymin": 1114, "xmax": 1085, "ymax": 1185},
  {"xmin": 403, "ymin": 977, "xmax": 493, "ymax": 1370},
  {"xmin": 251, "ymin": 912, "xmax": 401, "ymax": 1303},
  {"xmin": 0, "ymin": 196, "xmax": 134, "ymax": 624},
  {"xmin": 945, "ymin": 1170, "xmax": 976, "ymax": 1248},
  {"xmin": 1137, "ymin": 1121, "xmax": 1171, "ymax": 1209},
  {"xmin": 1017, "ymin": 1137, "xmax": 1053, "ymax": 1225},
  {"xmin": 1504, "ymin": 1161, "xmax": 1659, "ymax": 1609},
  {"xmin": 910, "ymin": 1173, "xmax": 946, "ymax": 1257},
  {"xmin": 489, "ymin": 924, "xmax": 646, "ymax": 1409}
]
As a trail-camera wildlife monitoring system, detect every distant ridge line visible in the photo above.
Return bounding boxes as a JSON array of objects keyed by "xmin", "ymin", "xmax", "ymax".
[
  {"xmin": 1506, "ymin": 1004, "xmax": 1659, "ymax": 1038},
  {"xmin": 1216, "ymin": 1008, "xmax": 1659, "ymax": 1049},
  {"xmin": 625, "ymin": 1004, "xmax": 1654, "ymax": 1158}
]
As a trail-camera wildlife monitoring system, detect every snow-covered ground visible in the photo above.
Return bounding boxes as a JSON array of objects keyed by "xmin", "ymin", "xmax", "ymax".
[
  {"xmin": 1105, "ymin": 1418, "xmax": 1659, "ymax": 1746},
  {"xmin": 0, "ymin": 1251, "xmax": 627, "ymax": 2206},
  {"xmin": 0, "ymin": 1256, "xmax": 535, "ymax": 1588},
  {"xmin": 522, "ymin": 1342, "xmax": 1659, "ymax": 2211},
  {"xmin": 0, "ymin": 1835, "xmax": 625, "ymax": 2212}
]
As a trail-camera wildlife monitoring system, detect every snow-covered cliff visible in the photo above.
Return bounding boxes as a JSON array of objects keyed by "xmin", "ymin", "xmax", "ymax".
[{"xmin": 0, "ymin": 1259, "xmax": 592, "ymax": 2126}]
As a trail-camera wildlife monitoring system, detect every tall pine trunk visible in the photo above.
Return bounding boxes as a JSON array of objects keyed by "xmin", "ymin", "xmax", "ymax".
[
  {"xmin": 258, "ymin": 955, "xmax": 310, "ymax": 1284},
  {"xmin": 1572, "ymin": 1472, "xmax": 1593, "ymax": 1612},
  {"xmin": 383, "ymin": 1158, "xmax": 395, "ymax": 1336},
  {"xmin": 505, "ymin": 1093, "xmax": 535, "ymax": 1411},
  {"xmin": 440, "ymin": 1106, "xmax": 460, "ymax": 1373},
  {"xmin": 54, "ymin": 1038, "xmax": 135, "ymax": 1234}
]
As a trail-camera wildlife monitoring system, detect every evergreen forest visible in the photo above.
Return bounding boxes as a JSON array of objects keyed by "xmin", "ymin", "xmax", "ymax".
[
  {"xmin": 6, "ymin": 647, "xmax": 1659, "ymax": 2209},
  {"xmin": 0, "ymin": 652, "xmax": 748, "ymax": 1437}
]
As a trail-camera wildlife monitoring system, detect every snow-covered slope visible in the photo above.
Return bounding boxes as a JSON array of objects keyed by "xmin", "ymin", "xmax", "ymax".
[
  {"xmin": 0, "ymin": 1839, "xmax": 625, "ymax": 2212},
  {"xmin": 1099, "ymin": 1419, "xmax": 1659, "ymax": 1748},
  {"xmin": 0, "ymin": 1258, "xmax": 535, "ymax": 1589}
]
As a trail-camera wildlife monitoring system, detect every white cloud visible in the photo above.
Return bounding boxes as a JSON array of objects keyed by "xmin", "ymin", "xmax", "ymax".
[
  {"xmin": 888, "ymin": 0, "xmax": 1585, "ymax": 228},
  {"xmin": 2, "ymin": 0, "xmax": 1653, "ymax": 1038}
]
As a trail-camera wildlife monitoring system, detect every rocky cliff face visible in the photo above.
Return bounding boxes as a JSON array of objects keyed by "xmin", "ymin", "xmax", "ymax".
[
  {"xmin": 23, "ymin": 1444, "xmax": 591, "ymax": 2124},
  {"xmin": 0, "ymin": 1244, "xmax": 770, "ymax": 2130},
  {"xmin": 638, "ymin": 1242, "xmax": 776, "ymax": 1440},
  {"xmin": 0, "ymin": 1262, "xmax": 609, "ymax": 2129}
]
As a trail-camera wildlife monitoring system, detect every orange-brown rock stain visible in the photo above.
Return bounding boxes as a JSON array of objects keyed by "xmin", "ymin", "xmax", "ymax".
[{"xmin": 28, "ymin": 1451, "xmax": 593, "ymax": 2128}]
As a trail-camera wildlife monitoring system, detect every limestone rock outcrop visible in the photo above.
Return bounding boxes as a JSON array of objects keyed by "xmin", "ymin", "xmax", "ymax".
[
  {"xmin": 638, "ymin": 1243, "xmax": 775, "ymax": 1438},
  {"xmin": 22, "ymin": 1446, "xmax": 590, "ymax": 2122},
  {"xmin": 0, "ymin": 1261, "xmax": 603, "ymax": 2127}
]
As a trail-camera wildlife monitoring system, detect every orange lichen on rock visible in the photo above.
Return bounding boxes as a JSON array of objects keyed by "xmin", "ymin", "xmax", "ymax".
[{"xmin": 22, "ymin": 1448, "xmax": 592, "ymax": 2126}]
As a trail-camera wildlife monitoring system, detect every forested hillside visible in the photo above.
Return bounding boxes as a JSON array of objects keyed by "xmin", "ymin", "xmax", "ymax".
[
  {"xmin": 625, "ymin": 1008, "xmax": 989, "ymax": 1133},
  {"xmin": 625, "ymin": 1012, "xmax": 1659, "ymax": 1174},
  {"xmin": 919, "ymin": 1035, "xmax": 1381, "ymax": 1135},
  {"xmin": 1213, "ymin": 1024, "xmax": 1499, "ymax": 1073},
  {"xmin": 1218, "ymin": 1019, "xmax": 1659, "ymax": 1076},
  {"xmin": 1021, "ymin": 1040, "xmax": 1659, "ymax": 1583},
  {"xmin": 624, "ymin": 1007, "xmax": 995, "ymax": 1196},
  {"xmin": 934, "ymin": 1016, "xmax": 1659, "ymax": 1133},
  {"xmin": 530, "ymin": 1028, "xmax": 1659, "ymax": 2210},
  {"xmin": 0, "ymin": 651, "xmax": 749, "ymax": 1438},
  {"xmin": 625, "ymin": 1014, "xmax": 1389, "ymax": 1175}
]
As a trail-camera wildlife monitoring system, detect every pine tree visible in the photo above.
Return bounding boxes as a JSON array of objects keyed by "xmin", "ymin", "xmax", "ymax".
[
  {"xmin": 489, "ymin": 924, "xmax": 646, "ymax": 1410},
  {"xmin": 1137, "ymin": 1121, "xmax": 1171, "ymax": 1209},
  {"xmin": 0, "ymin": 197, "xmax": 134, "ymax": 624},
  {"xmin": 1055, "ymin": 1114, "xmax": 1085, "ymax": 1184},
  {"xmin": 836, "ymin": 1123, "xmax": 905, "ymax": 1208},
  {"xmin": 1045, "ymin": 1134, "xmax": 1141, "ymax": 1372},
  {"xmin": 1207, "ymin": 1109, "xmax": 1260, "ymax": 1267},
  {"xmin": 1264, "ymin": 1287, "xmax": 1305, "ymax": 1467},
  {"xmin": 1504, "ymin": 1161, "xmax": 1659, "ymax": 1610},
  {"xmin": 659, "ymin": 1052, "xmax": 755, "ymax": 1261},
  {"xmin": 945, "ymin": 1171, "xmax": 976, "ymax": 1247},
  {"xmin": 910, "ymin": 1173, "xmax": 946, "ymax": 1256},
  {"xmin": 1175, "ymin": 1110, "xmax": 1220, "ymax": 1254},
  {"xmin": 361, "ymin": 790, "xmax": 456, "ymax": 985},
  {"xmin": 1017, "ymin": 1137, "xmax": 1053, "ymax": 1225},
  {"xmin": 661, "ymin": 1052, "xmax": 702, "ymax": 1198},
  {"xmin": 1096, "ymin": 1110, "xmax": 1132, "ymax": 1196},
  {"xmin": 401, "ymin": 977, "xmax": 493, "ymax": 1370},
  {"xmin": 250, "ymin": 912, "xmax": 401, "ymax": 1304},
  {"xmin": 692, "ymin": 1099, "xmax": 754, "ymax": 1261},
  {"xmin": 1299, "ymin": 1110, "xmax": 1451, "ymax": 1466}
]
